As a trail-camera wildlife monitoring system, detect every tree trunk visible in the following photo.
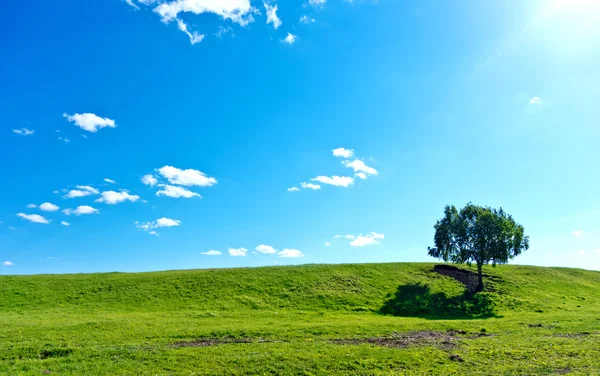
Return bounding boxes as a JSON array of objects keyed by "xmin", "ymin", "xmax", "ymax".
[{"xmin": 476, "ymin": 263, "xmax": 484, "ymax": 292}]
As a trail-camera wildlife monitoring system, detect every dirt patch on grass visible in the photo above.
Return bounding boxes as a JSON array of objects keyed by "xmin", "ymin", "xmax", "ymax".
[
  {"xmin": 333, "ymin": 330, "xmax": 470, "ymax": 350},
  {"xmin": 554, "ymin": 332, "xmax": 595, "ymax": 338},
  {"xmin": 171, "ymin": 338, "xmax": 276, "ymax": 348}
]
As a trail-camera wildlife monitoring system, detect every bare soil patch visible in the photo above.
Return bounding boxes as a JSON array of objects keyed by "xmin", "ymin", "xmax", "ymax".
[
  {"xmin": 171, "ymin": 338, "xmax": 276, "ymax": 348},
  {"xmin": 333, "ymin": 330, "xmax": 471, "ymax": 350}
]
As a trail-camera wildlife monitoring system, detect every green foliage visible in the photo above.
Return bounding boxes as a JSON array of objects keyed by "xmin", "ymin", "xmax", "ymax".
[
  {"xmin": 428, "ymin": 203, "xmax": 529, "ymax": 290},
  {"xmin": 1, "ymin": 263, "xmax": 599, "ymax": 375}
]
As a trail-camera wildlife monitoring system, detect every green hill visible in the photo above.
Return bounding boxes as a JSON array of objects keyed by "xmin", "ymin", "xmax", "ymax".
[{"xmin": 1, "ymin": 263, "xmax": 599, "ymax": 375}]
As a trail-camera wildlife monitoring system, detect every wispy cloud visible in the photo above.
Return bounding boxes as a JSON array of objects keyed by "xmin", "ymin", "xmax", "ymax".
[
  {"xmin": 287, "ymin": 186, "xmax": 300, "ymax": 192},
  {"xmin": 255, "ymin": 244, "xmax": 277, "ymax": 254},
  {"xmin": 61, "ymin": 221, "xmax": 70, "ymax": 226},
  {"xmin": 283, "ymin": 33, "xmax": 297, "ymax": 45},
  {"xmin": 3, "ymin": 261, "xmax": 13, "ymax": 267},
  {"xmin": 153, "ymin": 0, "xmax": 255, "ymax": 26},
  {"xmin": 156, "ymin": 185, "xmax": 200, "ymax": 198},
  {"xmin": 26, "ymin": 204, "xmax": 37, "ymax": 209},
  {"xmin": 312, "ymin": 175, "xmax": 354, "ymax": 187},
  {"xmin": 344, "ymin": 159, "xmax": 378, "ymax": 177},
  {"xmin": 64, "ymin": 185, "xmax": 99, "ymax": 198},
  {"xmin": 13, "ymin": 128, "xmax": 34, "ymax": 136},
  {"xmin": 264, "ymin": 2, "xmax": 281, "ymax": 29},
  {"xmin": 63, "ymin": 113, "xmax": 116, "ymax": 133},
  {"xmin": 301, "ymin": 182, "xmax": 321, "ymax": 190},
  {"xmin": 333, "ymin": 148, "xmax": 353, "ymax": 158},
  {"xmin": 141, "ymin": 174, "xmax": 158, "ymax": 186},
  {"xmin": 349, "ymin": 232, "xmax": 384, "ymax": 247},
  {"xmin": 309, "ymin": 0, "xmax": 326, "ymax": 6},
  {"xmin": 571, "ymin": 230, "xmax": 584, "ymax": 236},
  {"xmin": 229, "ymin": 247, "xmax": 248, "ymax": 256},
  {"xmin": 529, "ymin": 96, "xmax": 543, "ymax": 105},
  {"xmin": 17, "ymin": 213, "xmax": 50, "ymax": 224},
  {"xmin": 176, "ymin": 19, "xmax": 205, "ymax": 44},
  {"xmin": 95, "ymin": 191, "xmax": 140, "ymax": 204},
  {"xmin": 325, "ymin": 242, "xmax": 331, "ymax": 246},
  {"xmin": 300, "ymin": 15, "xmax": 315, "ymax": 24},
  {"xmin": 202, "ymin": 250, "xmax": 222, "ymax": 255},
  {"xmin": 278, "ymin": 249, "xmax": 303, "ymax": 258},
  {"xmin": 136, "ymin": 217, "xmax": 181, "ymax": 235},
  {"xmin": 63, "ymin": 206, "xmax": 99, "ymax": 216},
  {"xmin": 156, "ymin": 166, "xmax": 217, "ymax": 187},
  {"xmin": 104, "ymin": 178, "xmax": 116, "ymax": 184}
]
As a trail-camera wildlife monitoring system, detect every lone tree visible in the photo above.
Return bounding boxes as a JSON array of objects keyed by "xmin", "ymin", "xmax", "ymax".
[{"xmin": 428, "ymin": 203, "xmax": 529, "ymax": 292}]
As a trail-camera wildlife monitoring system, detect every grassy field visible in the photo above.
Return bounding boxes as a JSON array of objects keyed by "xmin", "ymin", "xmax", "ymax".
[{"xmin": 1, "ymin": 262, "xmax": 599, "ymax": 375}]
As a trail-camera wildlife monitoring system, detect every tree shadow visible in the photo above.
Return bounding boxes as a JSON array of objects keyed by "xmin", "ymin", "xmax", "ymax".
[{"xmin": 379, "ymin": 283, "xmax": 498, "ymax": 320}]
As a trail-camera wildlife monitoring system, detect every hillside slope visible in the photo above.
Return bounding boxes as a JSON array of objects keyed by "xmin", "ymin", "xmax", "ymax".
[
  {"xmin": 1, "ymin": 263, "xmax": 599, "ymax": 375},
  {"xmin": 2, "ymin": 263, "xmax": 599, "ymax": 314}
]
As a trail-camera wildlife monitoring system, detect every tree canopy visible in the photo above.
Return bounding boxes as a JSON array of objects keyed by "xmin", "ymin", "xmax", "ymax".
[{"xmin": 428, "ymin": 203, "xmax": 529, "ymax": 291}]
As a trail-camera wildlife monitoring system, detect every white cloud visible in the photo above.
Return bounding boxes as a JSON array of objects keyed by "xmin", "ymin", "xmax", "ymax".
[
  {"xmin": 104, "ymin": 178, "xmax": 116, "ymax": 184},
  {"xmin": 264, "ymin": 2, "xmax": 281, "ymax": 29},
  {"xmin": 63, "ymin": 113, "xmax": 116, "ymax": 133},
  {"xmin": 63, "ymin": 206, "xmax": 99, "ymax": 216},
  {"xmin": 125, "ymin": 0, "xmax": 140, "ymax": 9},
  {"xmin": 58, "ymin": 137, "xmax": 70, "ymax": 143},
  {"xmin": 349, "ymin": 232, "xmax": 384, "ymax": 247},
  {"xmin": 215, "ymin": 25, "xmax": 233, "ymax": 38},
  {"xmin": 333, "ymin": 235, "xmax": 342, "ymax": 238},
  {"xmin": 157, "ymin": 217, "xmax": 180, "ymax": 227},
  {"xmin": 3, "ymin": 261, "xmax": 13, "ymax": 267},
  {"xmin": 39, "ymin": 202, "xmax": 60, "ymax": 212},
  {"xmin": 345, "ymin": 235, "xmax": 355, "ymax": 239},
  {"xmin": 154, "ymin": 0, "xmax": 255, "ymax": 26},
  {"xmin": 149, "ymin": 231, "xmax": 159, "ymax": 236},
  {"xmin": 96, "ymin": 191, "xmax": 140, "ymax": 204},
  {"xmin": 229, "ymin": 247, "xmax": 248, "ymax": 256},
  {"xmin": 312, "ymin": 175, "xmax": 354, "ymax": 187},
  {"xmin": 278, "ymin": 248, "xmax": 303, "ymax": 258},
  {"xmin": 571, "ymin": 230, "xmax": 584, "ymax": 236},
  {"xmin": 301, "ymin": 182, "xmax": 321, "ymax": 190},
  {"xmin": 17, "ymin": 213, "xmax": 50, "ymax": 224},
  {"xmin": 344, "ymin": 159, "xmax": 378, "ymax": 176},
  {"xmin": 577, "ymin": 250, "xmax": 585, "ymax": 255},
  {"xmin": 332, "ymin": 148, "xmax": 353, "ymax": 158},
  {"xmin": 255, "ymin": 244, "xmax": 277, "ymax": 254},
  {"xmin": 309, "ymin": 0, "xmax": 326, "ymax": 5},
  {"xmin": 141, "ymin": 174, "xmax": 158, "ymax": 186},
  {"xmin": 529, "ymin": 96, "xmax": 543, "ymax": 105},
  {"xmin": 157, "ymin": 166, "xmax": 217, "ymax": 187},
  {"xmin": 64, "ymin": 185, "xmax": 99, "ymax": 198},
  {"xmin": 325, "ymin": 242, "xmax": 331, "ymax": 246},
  {"xmin": 156, "ymin": 184, "xmax": 201, "ymax": 198},
  {"xmin": 176, "ymin": 19, "xmax": 205, "ymax": 44},
  {"xmin": 299, "ymin": 15, "xmax": 315, "ymax": 23},
  {"xmin": 283, "ymin": 33, "xmax": 296, "ymax": 44},
  {"xmin": 61, "ymin": 221, "xmax": 70, "ymax": 226},
  {"xmin": 202, "ymin": 250, "xmax": 221, "ymax": 255},
  {"xmin": 13, "ymin": 128, "xmax": 34, "ymax": 136},
  {"xmin": 355, "ymin": 172, "xmax": 367, "ymax": 179},
  {"xmin": 26, "ymin": 204, "xmax": 37, "ymax": 209},
  {"xmin": 136, "ymin": 217, "xmax": 181, "ymax": 233},
  {"xmin": 287, "ymin": 186, "xmax": 300, "ymax": 192}
]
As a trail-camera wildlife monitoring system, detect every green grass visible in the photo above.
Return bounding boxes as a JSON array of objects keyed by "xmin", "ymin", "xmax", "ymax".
[{"xmin": 1, "ymin": 263, "xmax": 599, "ymax": 375}]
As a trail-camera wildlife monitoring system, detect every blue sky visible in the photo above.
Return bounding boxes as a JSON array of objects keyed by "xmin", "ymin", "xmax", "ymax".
[{"xmin": 1, "ymin": 0, "xmax": 599, "ymax": 274}]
